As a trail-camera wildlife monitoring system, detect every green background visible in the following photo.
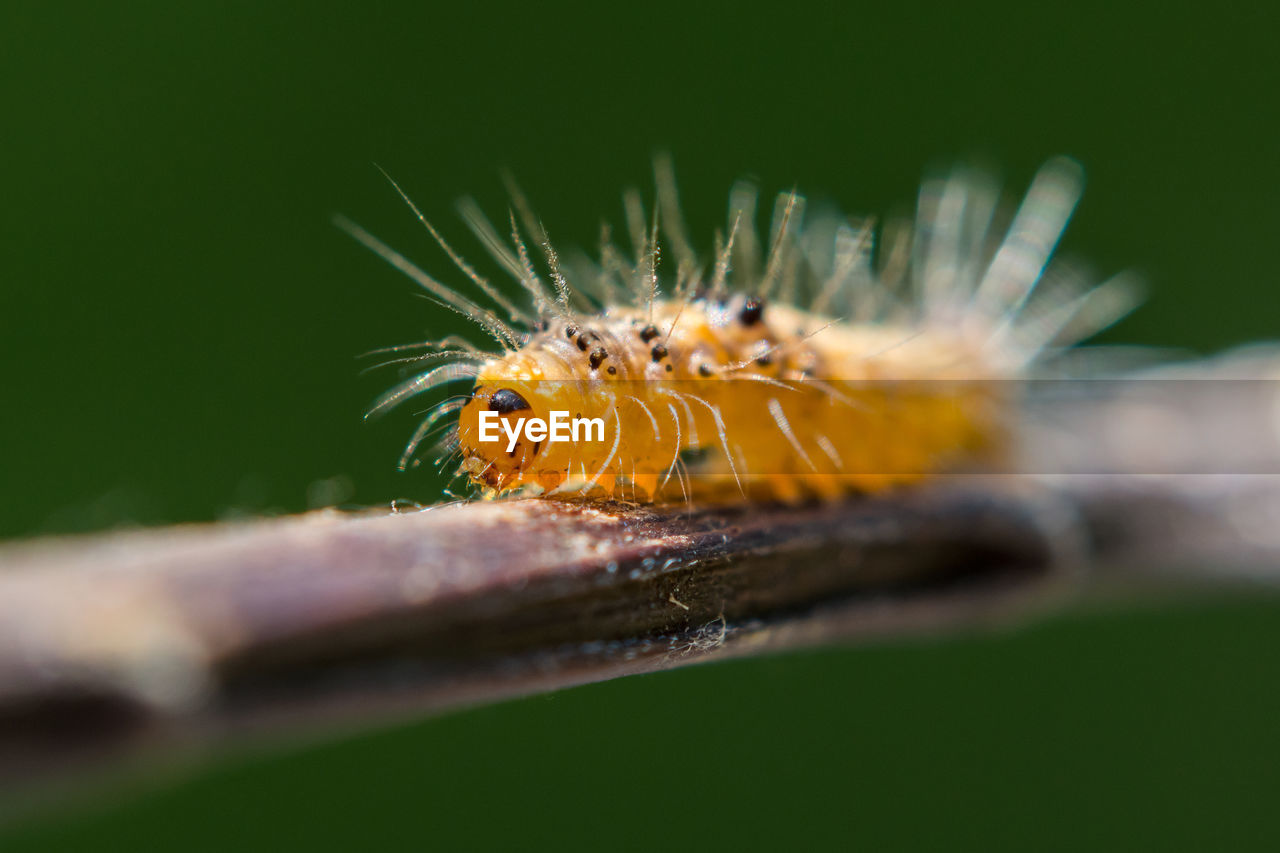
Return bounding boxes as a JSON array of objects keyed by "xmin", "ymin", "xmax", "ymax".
[{"xmin": 3, "ymin": 2, "xmax": 1279, "ymax": 849}]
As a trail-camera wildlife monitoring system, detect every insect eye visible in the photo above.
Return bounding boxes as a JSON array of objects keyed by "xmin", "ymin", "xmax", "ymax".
[{"xmin": 488, "ymin": 389, "xmax": 532, "ymax": 414}]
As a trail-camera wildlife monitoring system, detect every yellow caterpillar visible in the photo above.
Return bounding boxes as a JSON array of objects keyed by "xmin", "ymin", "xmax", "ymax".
[{"xmin": 343, "ymin": 156, "xmax": 1135, "ymax": 503}]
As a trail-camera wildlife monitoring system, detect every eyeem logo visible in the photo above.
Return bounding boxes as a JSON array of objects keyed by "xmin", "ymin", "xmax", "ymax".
[{"xmin": 478, "ymin": 411, "xmax": 606, "ymax": 452}]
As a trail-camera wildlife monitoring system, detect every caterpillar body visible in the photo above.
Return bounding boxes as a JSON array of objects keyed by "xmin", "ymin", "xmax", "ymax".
[{"xmin": 345, "ymin": 156, "xmax": 1135, "ymax": 504}]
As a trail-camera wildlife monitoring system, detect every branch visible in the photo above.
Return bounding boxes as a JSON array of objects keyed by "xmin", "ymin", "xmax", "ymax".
[{"xmin": 0, "ymin": 486, "xmax": 1064, "ymax": 782}]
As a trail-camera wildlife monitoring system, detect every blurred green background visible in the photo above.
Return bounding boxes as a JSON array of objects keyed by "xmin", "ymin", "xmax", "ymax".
[{"xmin": 3, "ymin": 2, "xmax": 1279, "ymax": 849}]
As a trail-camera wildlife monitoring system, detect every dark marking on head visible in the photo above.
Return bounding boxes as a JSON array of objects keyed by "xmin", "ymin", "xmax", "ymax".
[
  {"xmin": 531, "ymin": 441, "xmax": 541, "ymax": 457},
  {"xmin": 606, "ymin": 365, "xmax": 617, "ymax": 375},
  {"xmin": 532, "ymin": 319, "xmax": 549, "ymax": 332},
  {"xmin": 651, "ymin": 344, "xmax": 668, "ymax": 362},
  {"xmin": 755, "ymin": 353, "xmax": 773, "ymax": 366},
  {"xmin": 589, "ymin": 348, "xmax": 608, "ymax": 370},
  {"xmin": 665, "ymin": 364, "xmax": 673, "ymax": 372},
  {"xmin": 488, "ymin": 388, "xmax": 532, "ymax": 414},
  {"xmin": 740, "ymin": 297, "xmax": 764, "ymax": 326},
  {"xmin": 639, "ymin": 325, "xmax": 659, "ymax": 342},
  {"xmin": 565, "ymin": 324, "xmax": 578, "ymax": 339},
  {"xmin": 698, "ymin": 363, "xmax": 714, "ymax": 377}
]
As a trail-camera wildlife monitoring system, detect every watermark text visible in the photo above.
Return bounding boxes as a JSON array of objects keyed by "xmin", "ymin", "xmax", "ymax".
[{"xmin": 478, "ymin": 411, "xmax": 605, "ymax": 452}]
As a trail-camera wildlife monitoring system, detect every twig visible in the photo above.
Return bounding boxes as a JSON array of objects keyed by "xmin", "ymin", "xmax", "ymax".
[{"xmin": 0, "ymin": 486, "xmax": 1066, "ymax": 781}]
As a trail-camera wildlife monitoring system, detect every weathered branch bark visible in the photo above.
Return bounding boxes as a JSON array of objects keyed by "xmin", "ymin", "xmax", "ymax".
[
  {"xmin": 0, "ymin": 486, "xmax": 1068, "ymax": 782},
  {"xmin": 2, "ymin": 476, "xmax": 1279, "ymax": 789}
]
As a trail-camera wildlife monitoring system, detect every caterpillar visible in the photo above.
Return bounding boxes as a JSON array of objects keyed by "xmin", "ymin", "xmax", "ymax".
[{"xmin": 342, "ymin": 156, "xmax": 1136, "ymax": 504}]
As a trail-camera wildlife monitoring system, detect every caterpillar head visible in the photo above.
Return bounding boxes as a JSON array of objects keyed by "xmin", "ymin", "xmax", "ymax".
[
  {"xmin": 456, "ymin": 383, "xmax": 543, "ymax": 492},
  {"xmin": 454, "ymin": 324, "xmax": 628, "ymax": 496}
]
